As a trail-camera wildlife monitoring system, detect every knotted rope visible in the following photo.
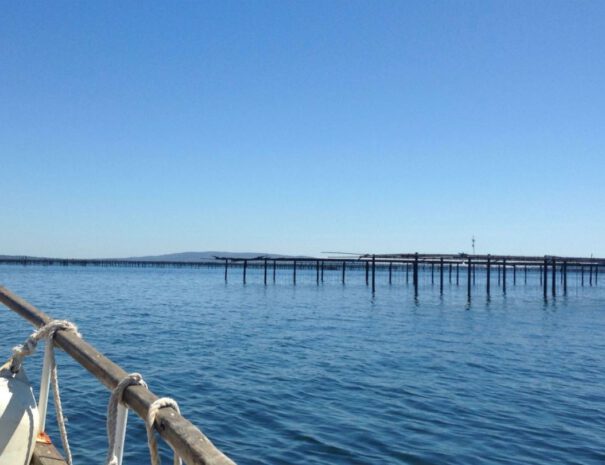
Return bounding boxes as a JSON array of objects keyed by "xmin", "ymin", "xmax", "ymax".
[
  {"xmin": 105, "ymin": 373, "xmax": 147, "ymax": 465},
  {"xmin": 1, "ymin": 320, "xmax": 80, "ymax": 465},
  {"xmin": 146, "ymin": 397, "xmax": 182, "ymax": 465},
  {"xmin": 3, "ymin": 322, "xmax": 185, "ymax": 465}
]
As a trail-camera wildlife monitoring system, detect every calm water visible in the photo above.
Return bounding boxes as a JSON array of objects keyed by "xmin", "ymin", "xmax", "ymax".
[{"xmin": 1, "ymin": 264, "xmax": 604, "ymax": 465}]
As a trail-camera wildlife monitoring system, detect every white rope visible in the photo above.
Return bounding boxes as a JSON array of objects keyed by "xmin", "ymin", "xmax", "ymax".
[
  {"xmin": 105, "ymin": 373, "xmax": 147, "ymax": 465},
  {"xmin": 1, "ymin": 320, "xmax": 80, "ymax": 465},
  {"xmin": 146, "ymin": 397, "xmax": 182, "ymax": 465}
]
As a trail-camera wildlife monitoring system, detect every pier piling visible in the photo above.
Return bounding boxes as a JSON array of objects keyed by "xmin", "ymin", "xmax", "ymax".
[
  {"xmin": 563, "ymin": 261, "xmax": 568, "ymax": 295},
  {"xmin": 440, "ymin": 258, "xmax": 444, "ymax": 294},
  {"xmin": 552, "ymin": 257, "xmax": 556, "ymax": 297},
  {"xmin": 543, "ymin": 257, "xmax": 548, "ymax": 299},
  {"xmin": 413, "ymin": 254, "xmax": 419, "ymax": 296},
  {"xmin": 467, "ymin": 257, "xmax": 472, "ymax": 301},
  {"xmin": 525, "ymin": 265, "xmax": 527, "ymax": 284},
  {"xmin": 371, "ymin": 255, "xmax": 376, "ymax": 293},
  {"xmin": 486, "ymin": 255, "xmax": 491, "ymax": 297}
]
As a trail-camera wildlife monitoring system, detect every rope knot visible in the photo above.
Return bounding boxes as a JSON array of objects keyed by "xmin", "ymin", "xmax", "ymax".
[
  {"xmin": 146, "ymin": 397, "xmax": 182, "ymax": 465},
  {"xmin": 6, "ymin": 319, "xmax": 80, "ymax": 373},
  {"xmin": 105, "ymin": 373, "xmax": 148, "ymax": 465}
]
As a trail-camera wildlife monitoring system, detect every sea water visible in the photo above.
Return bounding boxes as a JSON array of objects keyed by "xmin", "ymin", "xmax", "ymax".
[{"xmin": 0, "ymin": 264, "xmax": 604, "ymax": 465}]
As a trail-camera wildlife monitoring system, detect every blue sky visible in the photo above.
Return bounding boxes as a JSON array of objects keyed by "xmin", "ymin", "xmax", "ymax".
[{"xmin": 1, "ymin": 1, "xmax": 603, "ymax": 258}]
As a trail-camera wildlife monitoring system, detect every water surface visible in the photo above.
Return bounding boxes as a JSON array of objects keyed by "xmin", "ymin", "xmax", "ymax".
[{"xmin": 0, "ymin": 264, "xmax": 604, "ymax": 464}]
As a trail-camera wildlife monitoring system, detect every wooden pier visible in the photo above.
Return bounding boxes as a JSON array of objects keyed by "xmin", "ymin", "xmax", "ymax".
[
  {"xmin": 200, "ymin": 253, "xmax": 603, "ymax": 300},
  {"xmin": 1, "ymin": 253, "xmax": 603, "ymax": 301}
]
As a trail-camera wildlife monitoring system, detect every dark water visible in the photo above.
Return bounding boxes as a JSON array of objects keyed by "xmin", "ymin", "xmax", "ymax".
[{"xmin": 1, "ymin": 264, "xmax": 604, "ymax": 465}]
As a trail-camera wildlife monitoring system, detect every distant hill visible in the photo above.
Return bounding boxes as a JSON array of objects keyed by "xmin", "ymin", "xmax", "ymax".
[
  {"xmin": 123, "ymin": 251, "xmax": 312, "ymax": 262},
  {"xmin": 0, "ymin": 254, "xmax": 49, "ymax": 260},
  {"xmin": 0, "ymin": 251, "xmax": 314, "ymax": 262}
]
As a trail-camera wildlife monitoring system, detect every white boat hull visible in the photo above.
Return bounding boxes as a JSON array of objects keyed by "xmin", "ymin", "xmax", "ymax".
[{"xmin": 0, "ymin": 368, "xmax": 39, "ymax": 465}]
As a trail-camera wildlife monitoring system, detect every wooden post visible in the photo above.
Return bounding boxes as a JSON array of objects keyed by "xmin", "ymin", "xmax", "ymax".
[
  {"xmin": 388, "ymin": 261, "xmax": 392, "ymax": 285},
  {"xmin": 538, "ymin": 265, "xmax": 544, "ymax": 286},
  {"xmin": 467, "ymin": 257, "xmax": 472, "ymax": 301},
  {"xmin": 342, "ymin": 261, "xmax": 346, "ymax": 284},
  {"xmin": 371, "ymin": 255, "xmax": 376, "ymax": 293},
  {"xmin": 273, "ymin": 260, "xmax": 276, "ymax": 283},
  {"xmin": 543, "ymin": 257, "xmax": 548, "ymax": 298},
  {"xmin": 439, "ymin": 257, "xmax": 444, "ymax": 294},
  {"xmin": 293, "ymin": 260, "xmax": 297, "ymax": 285},
  {"xmin": 503, "ymin": 259, "xmax": 507, "ymax": 293},
  {"xmin": 449, "ymin": 263, "xmax": 452, "ymax": 283},
  {"xmin": 524, "ymin": 265, "xmax": 527, "ymax": 284},
  {"xmin": 563, "ymin": 261, "xmax": 568, "ymax": 295},
  {"xmin": 581, "ymin": 265, "xmax": 584, "ymax": 286},
  {"xmin": 224, "ymin": 259, "xmax": 228, "ymax": 282},
  {"xmin": 589, "ymin": 264, "xmax": 593, "ymax": 286},
  {"xmin": 243, "ymin": 260, "xmax": 247, "ymax": 284},
  {"xmin": 552, "ymin": 257, "xmax": 556, "ymax": 297},
  {"xmin": 321, "ymin": 261, "xmax": 324, "ymax": 283},
  {"xmin": 513, "ymin": 264, "xmax": 516, "ymax": 285},
  {"xmin": 413, "ymin": 253, "xmax": 419, "ymax": 295},
  {"xmin": 365, "ymin": 261, "xmax": 369, "ymax": 286},
  {"xmin": 596, "ymin": 264, "xmax": 599, "ymax": 285},
  {"xmin": 264, "ymin": 259, "xmax": 268, "ymax": 285},
  {"xmin": 473, "ymin": 262, "xmax": 476, "ymax": 285},
  {"xmin": 406, "ymin": 263, "xmax": 409, "ymax": 284},
  {"xmin": 456, "ymin": 263, "xmax": 459, "ymax": 286},
  {"xmin": 431, "ymin": 262, "xmax": 434, "ymax": 285},
  {"xmin": 486, "ymin": 255, "xmax": 491, "ymax": 297},
  {"xmin": 498, "ymin": 264, "xmax": 501, "ymax": 286}
]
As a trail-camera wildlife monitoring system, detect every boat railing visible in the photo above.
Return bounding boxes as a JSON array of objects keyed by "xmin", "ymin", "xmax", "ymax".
[{"xmin": 0, "ymin": 286, "xmax": 236, "ymax": 465}]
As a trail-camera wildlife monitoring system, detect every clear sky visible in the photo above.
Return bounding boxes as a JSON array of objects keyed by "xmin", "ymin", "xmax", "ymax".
[{"xmin": 1, "ymin": 1, "xmax": 603, "ymax": 258}]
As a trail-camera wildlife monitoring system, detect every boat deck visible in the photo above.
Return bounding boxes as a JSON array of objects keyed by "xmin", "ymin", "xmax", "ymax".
[{"xmin": 31, "ymin": 441, "xmax": 68, "ymax": 465}]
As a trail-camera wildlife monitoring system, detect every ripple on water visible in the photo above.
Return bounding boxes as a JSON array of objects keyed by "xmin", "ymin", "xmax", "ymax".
[{"xmin": 1, "ymin": 265, "xmax": 605, "ymax": 465}]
